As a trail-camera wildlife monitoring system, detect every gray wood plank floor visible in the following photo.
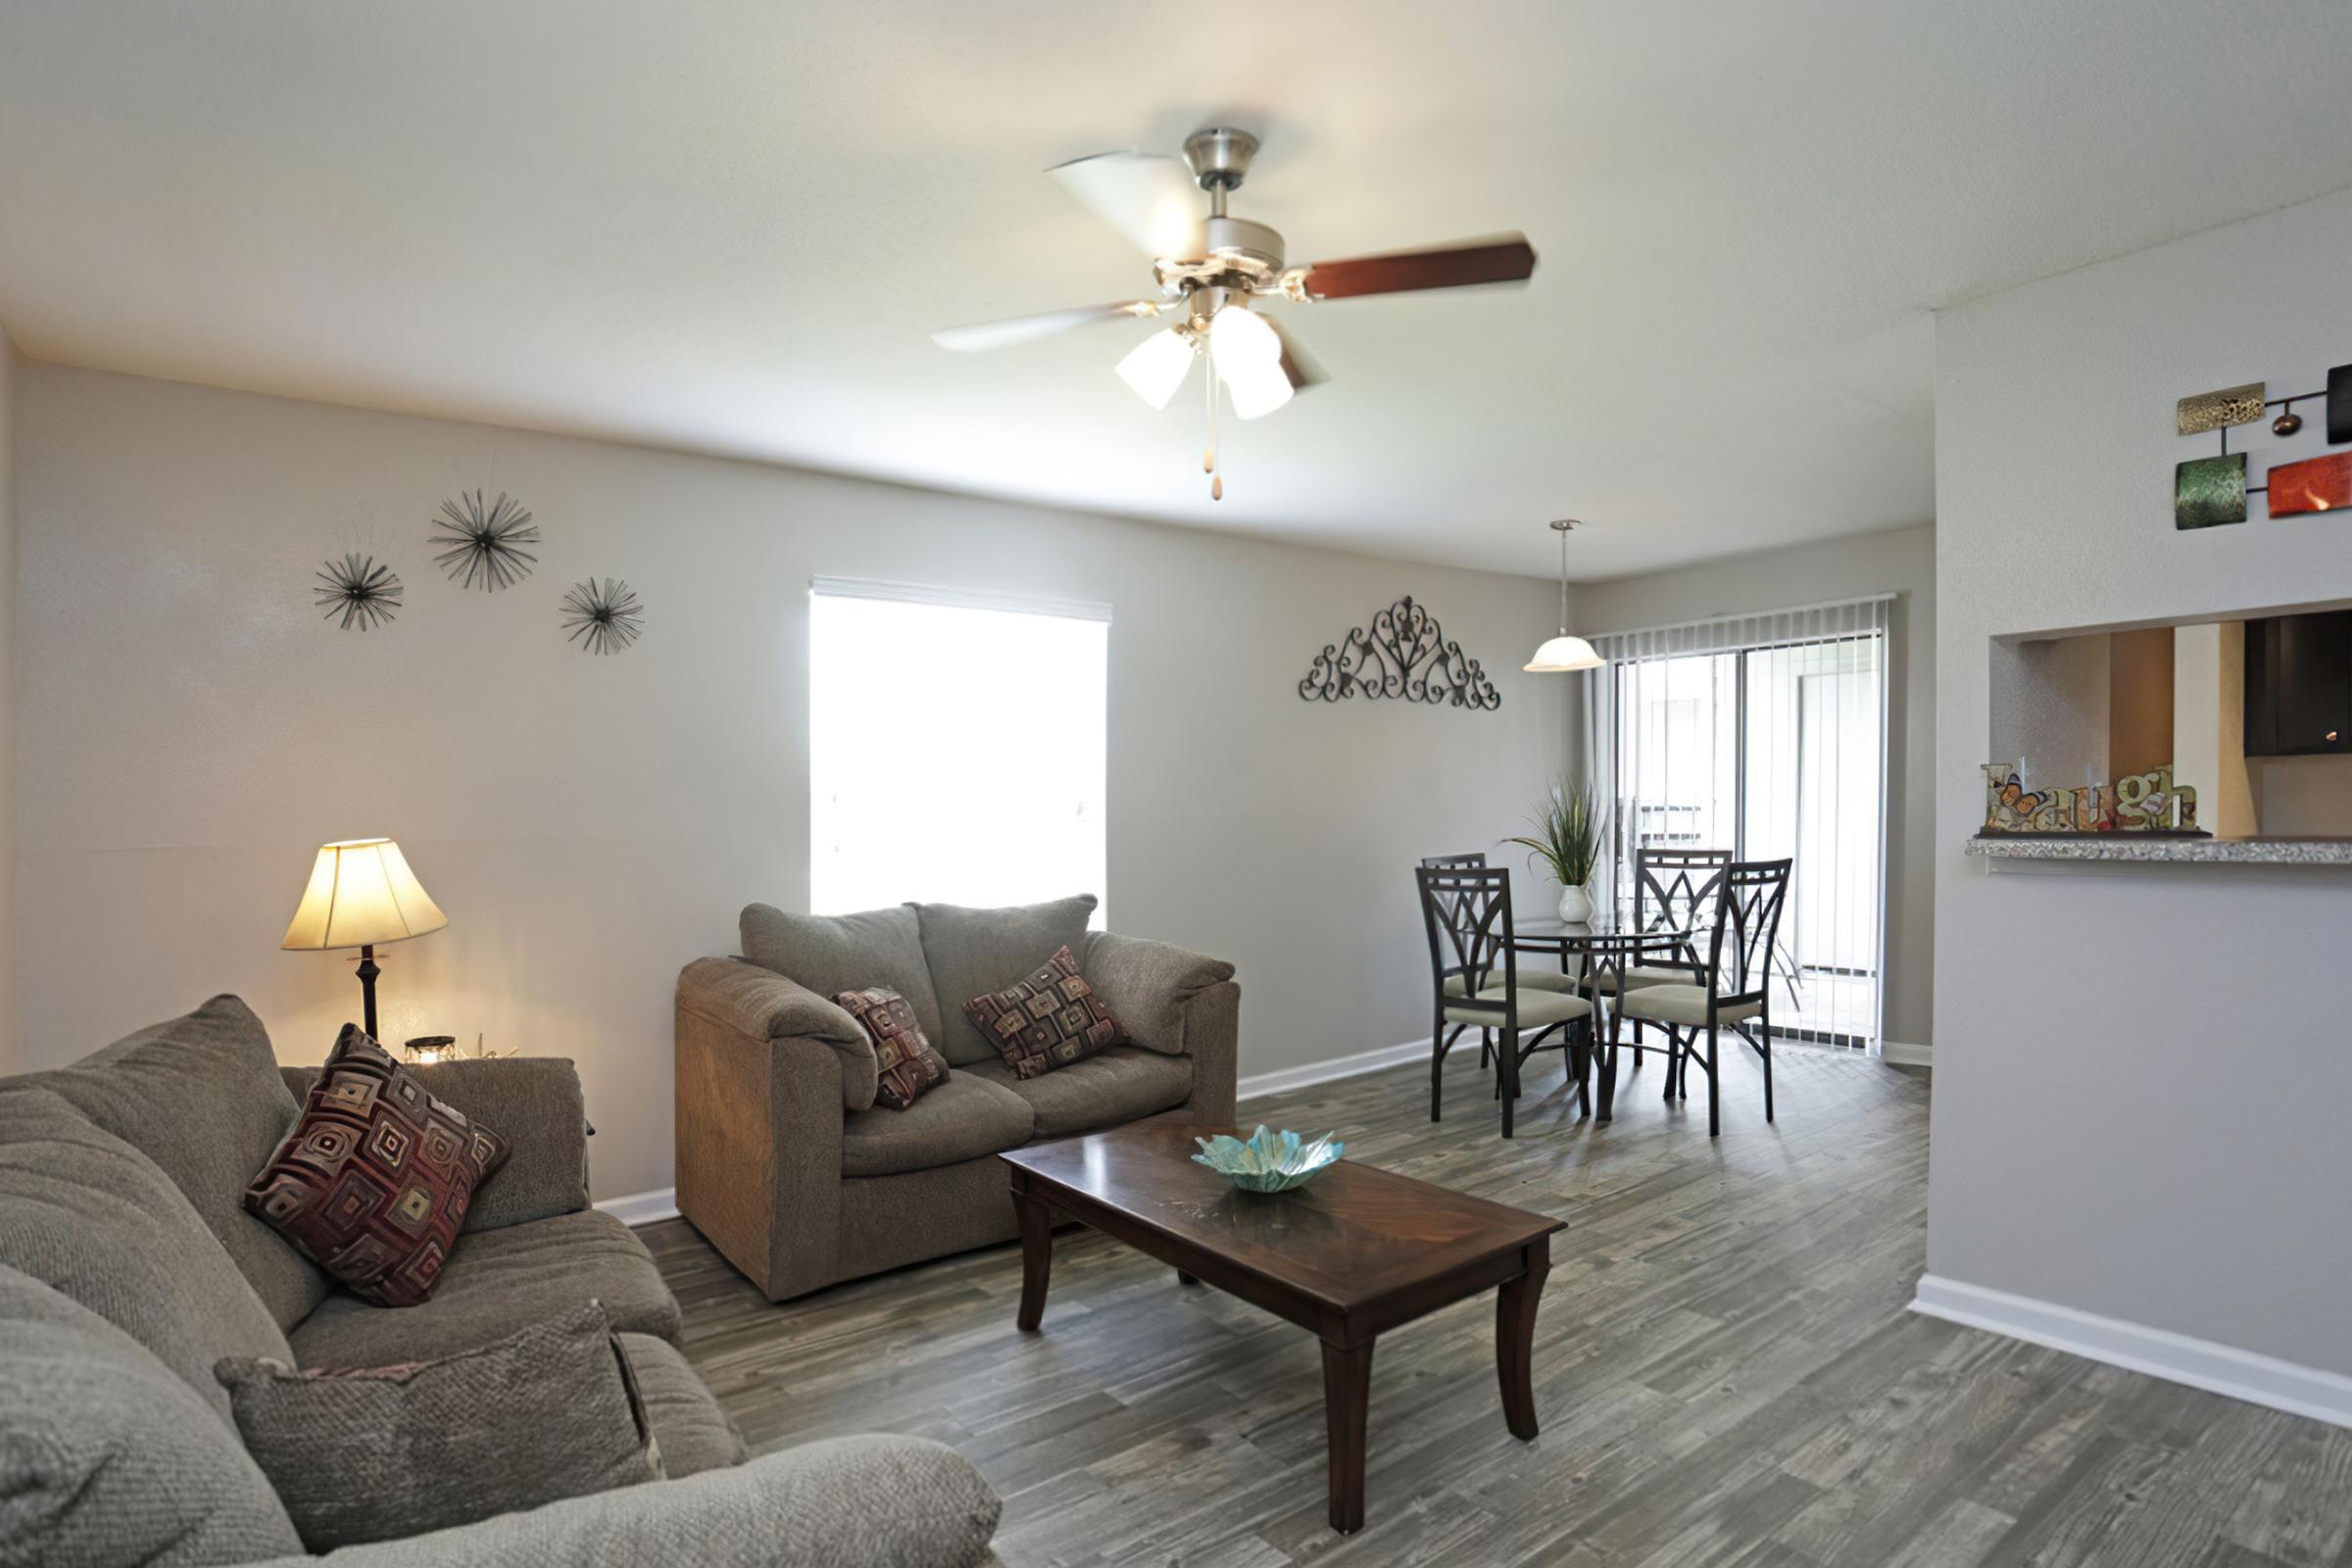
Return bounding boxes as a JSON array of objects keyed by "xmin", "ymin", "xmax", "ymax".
[{"xmin": 644, "ymin": 1044, "xmax": 2352, "ymax": 1567}]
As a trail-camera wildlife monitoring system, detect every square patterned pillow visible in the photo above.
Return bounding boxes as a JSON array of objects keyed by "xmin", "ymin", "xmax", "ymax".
[
  {"xmin": 834, "ymin": 987, "xmax": 951, "ymax": 1110},
  {"xmin": 215, "ymin": 1302, "xmax": 659, "ymax": 1550},
  {"xmin": 245, "ymin": 1024, "xmax": 511, "ymax": 1306},
  {"xmin": 962, "ymin": 946, "xmax": 1124, "ymax": 1080}
]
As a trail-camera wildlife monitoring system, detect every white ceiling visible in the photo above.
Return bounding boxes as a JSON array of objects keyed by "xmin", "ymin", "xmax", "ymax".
[{"xmin": 6, "ymin": 2, "xmax": 2352, "ymax": 581}]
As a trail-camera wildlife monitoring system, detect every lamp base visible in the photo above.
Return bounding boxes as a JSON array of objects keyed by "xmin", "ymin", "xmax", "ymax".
[{"xmin": 356, "ymin": 944, "xmax": 380, "ymax": 1041}]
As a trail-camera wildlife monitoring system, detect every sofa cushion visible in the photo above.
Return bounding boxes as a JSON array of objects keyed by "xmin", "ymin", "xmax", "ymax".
[
  {"xmin": 29, "ymin": 995, "xmax": 329, "ymax": 1331},
  {"xmin": 0, "ymin": 1084, "xmax": 292, "ymax": 1426},
  {"xmin": 840, "ymin": 1072, "xmax": 1034, "ymax": 1179},
  {"xmin": 290, "ymin": 1208, "xmax": 681, "ymax": 1368},
  {"xmin": 219, "ymin": 1303, "xmax": 660, "ymax": 1551},
  {"xmin": 963, "ymin": 1049, "xmax": 1194, "ymax": 1140},
  {"xmin": 616, "ymin": 1332, "xmax": 748, "ymax": 1477},
  {"xmin": 916, "ymin": 894, "xmax": 1099, "ymax": 1065},
  {"xmin": 0, "ymin": 1264, "xmax": 302, "ymax": 1568},
  {"xmin": 835, "ymin": 987, "xmax": 950, "ymax": 1111},
  {"xmin": 742, "ymin": 903, "xmax": 946, "ymax": 1056},
  {"xmin": 962, "ymin": 945, "xmax": 1123, "ymax": 1080},
  {"xmin": 1081, "ymin": 932, "xmax": 1238, "ymax": 1055},
  {"xmin": 248, "ymin": 1025, "xmax": 513, "ymax": 1307}
]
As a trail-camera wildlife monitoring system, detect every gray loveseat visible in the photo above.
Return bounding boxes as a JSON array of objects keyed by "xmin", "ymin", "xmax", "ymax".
[
  {"xmin": 675, "ymin": 895, "xmax": 1240, "ymax": 1301},
  {"xmin": 0, "ymin": 995, "xmax": 1001, "ymax": 1567}
]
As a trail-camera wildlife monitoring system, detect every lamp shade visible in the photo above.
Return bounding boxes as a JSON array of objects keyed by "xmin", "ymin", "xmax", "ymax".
[
  {"xmin": 1523, "ymin": 634, "xmax": 1603, "ymax": 673},
  {"xmin": 280, "ymin": 839, "xmax": 448, "ymax": 952}
]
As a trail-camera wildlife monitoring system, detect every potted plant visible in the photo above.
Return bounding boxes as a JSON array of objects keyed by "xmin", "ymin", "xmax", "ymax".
[{"xmin": 1504, "ymin": 779, "xmax": 1607, "ymax": 923}]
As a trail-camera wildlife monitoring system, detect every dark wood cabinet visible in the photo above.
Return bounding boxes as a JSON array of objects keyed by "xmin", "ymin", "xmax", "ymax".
[{"xmin": 2244, "ymin": 611, "xmax": 2352, "ymax": 757}]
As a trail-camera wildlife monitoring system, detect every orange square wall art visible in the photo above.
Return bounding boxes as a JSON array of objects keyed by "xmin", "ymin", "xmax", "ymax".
[{"xmin": 2266, "ymin": 451, "xmax": 2352, "ymax": 518}]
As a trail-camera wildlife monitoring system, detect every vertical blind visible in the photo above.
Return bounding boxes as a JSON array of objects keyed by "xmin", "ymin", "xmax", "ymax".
[{"xmin": 1583, "ymin": 596, "xmax": 1892, "ymax": 1050}]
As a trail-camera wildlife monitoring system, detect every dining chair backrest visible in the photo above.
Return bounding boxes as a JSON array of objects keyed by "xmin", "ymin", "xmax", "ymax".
[
  {"xmin": 1703, "ymin": 858, "xmax": 1792, "ymax": 1003},
  {"xmin": 1419, "ymin": 852, "xmax": 1488, "ymax": 869},
  {"xmin": 1634, "ymin": 845, "xmax": 1733, "ymax": 932},
  {"xmin": 1415, "ymin": 863, "xmax": 1519, "ymax": 1014}
]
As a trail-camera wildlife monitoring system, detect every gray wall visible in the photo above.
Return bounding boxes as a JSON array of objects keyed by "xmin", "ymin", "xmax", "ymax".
[
  {"xmin": 1933, "ymin": 187, "xmax": 2352, "ymax": 1376},
  {"xmin": 1571, "ymin": 523, "xmax": 1936, "ymax": 1050},
  {"xmin": 11, "ymin": 364, "xmax": 1573, "ymax": 1200},
  {"xmin": 0, "ymin": 328, "xmax": 13, "ymax": 1060}
]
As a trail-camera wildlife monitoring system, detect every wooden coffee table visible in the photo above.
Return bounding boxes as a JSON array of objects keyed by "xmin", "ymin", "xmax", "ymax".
[{"xmin": 1000, "ymin": 1122, "xmax": 1564, "ymax": 1534}]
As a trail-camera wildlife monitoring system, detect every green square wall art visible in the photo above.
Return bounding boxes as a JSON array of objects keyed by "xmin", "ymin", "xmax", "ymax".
[{"xmin": 2175, "ymin": 453, "xmax": 2247, "ymax": 529}]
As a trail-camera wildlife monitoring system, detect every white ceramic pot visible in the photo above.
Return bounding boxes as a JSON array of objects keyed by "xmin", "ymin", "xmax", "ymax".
[{"xmin": 1556, "ymin": 883, "xmax": 1592, "ymax": 924}]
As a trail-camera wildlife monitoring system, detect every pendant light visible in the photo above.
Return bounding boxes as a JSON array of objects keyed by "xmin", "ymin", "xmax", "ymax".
[{"xmin": 1525, "ymin": 518, "xmax": 1602, "ymax": 672}]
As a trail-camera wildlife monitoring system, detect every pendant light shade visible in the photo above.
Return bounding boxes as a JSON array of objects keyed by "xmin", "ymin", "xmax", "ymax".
[{"xmin": 1526, "ymin": 518, "xmax": 1603, "ymax": 673}]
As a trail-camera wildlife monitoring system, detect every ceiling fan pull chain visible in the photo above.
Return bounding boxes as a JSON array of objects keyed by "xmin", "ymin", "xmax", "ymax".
[{"xmin": 1204, "ymin": 357, "xmax": 1223, "ymax": 501}]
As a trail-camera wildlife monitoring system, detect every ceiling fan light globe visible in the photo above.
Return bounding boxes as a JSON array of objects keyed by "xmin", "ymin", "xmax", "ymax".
[
  {"xmin": 1524, "ymin": 634, "xmax": 1603, "ymax": 673},
  {"xmin": 1208, "ymin": 304, "xmax": 1291, "ymax": 418},
  {"xmin": 1114, "ymin": 327, "xmax": 1196, "ymax": 411},
  {"xmin": 1220, "ymin": 358, "xmax": 1294, "ymax": 419}
]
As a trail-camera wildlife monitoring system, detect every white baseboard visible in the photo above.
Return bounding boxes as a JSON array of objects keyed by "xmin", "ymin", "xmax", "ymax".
[
  {"xmin": 1880, "ymin": 1040, "xmax": 1933, "ymax": 1066},
  {"xmin": 1911, "ymin": 1273, "xmax": 2352, "ymax": 1430},
  {"xmin": 596, "ymin": 1187, "xmax": 679, "ymax": 1228},
  {"xmin": 1237, "ymin": 1038, "xmax": 1426, "ymax": 1103}
]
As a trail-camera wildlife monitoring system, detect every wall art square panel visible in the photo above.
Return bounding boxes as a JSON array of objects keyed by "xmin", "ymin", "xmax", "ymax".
[
  {"xmin": 2328, "ymin": 363, "xmax": 2352, "ymax": 446},
  {"xmin": 2265, "ymin": 451, "xmax": 2352, "ymax": 517},
  {"xmin": 2174, "ymin": 454, "xmax": 2247, "ymax": 529},
  {"xmin": 2176, "ymin": 381, "xmax": 2267, "ymax": 436}
]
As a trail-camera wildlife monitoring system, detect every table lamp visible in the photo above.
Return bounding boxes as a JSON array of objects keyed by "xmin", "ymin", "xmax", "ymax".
[{"xmin": 280, "ymin": 838, "xmax": 448, "ymax": 1040}]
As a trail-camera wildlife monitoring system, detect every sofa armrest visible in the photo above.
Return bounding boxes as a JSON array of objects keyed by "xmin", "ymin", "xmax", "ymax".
[
  {"xmin": 246, "ymin": 1436, "xmax": 1001, "ymax": 1568},
  {"xmin": 279, "ymin": 1057, "xmax": 590, "ymax": 1234},
  {"xmin": 1081, "ymin": 932, "xmax": 1236, "ymax": 1056},
  {"xmin": 677, "ymin": 957, "xmax": 877, "ymax": 1113}
]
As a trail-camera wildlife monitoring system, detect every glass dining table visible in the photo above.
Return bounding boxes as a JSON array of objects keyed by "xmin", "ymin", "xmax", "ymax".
[{"xmin": 1507, "ymin": 909, "xmax": 1698, "ymax": 1122}]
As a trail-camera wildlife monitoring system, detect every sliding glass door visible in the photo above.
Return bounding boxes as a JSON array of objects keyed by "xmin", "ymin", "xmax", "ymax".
[{"xmin": 1592, "ymin": 601, "xmax": 1889, "ymax": 1050}]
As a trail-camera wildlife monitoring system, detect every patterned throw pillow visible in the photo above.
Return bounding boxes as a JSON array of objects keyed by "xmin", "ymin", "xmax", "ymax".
[
  {"xmin": 245, "ymin": 1025, "xmax": 511, "ymax": 1307},
  {"xmin": 961, "ymin": 946, "xmax": 1124, "ymax": 1080},
  {"xmin": 834, "ymin": 988, "xmax": 950, "ymax": 1110},
  {"xmin": 214, "ymin": 1302, "xmax": 660, "ymax": 1550}
]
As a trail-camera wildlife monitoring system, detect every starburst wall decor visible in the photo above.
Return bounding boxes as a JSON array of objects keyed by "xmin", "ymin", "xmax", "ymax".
[
  {"xmin": 429, "ymin": 489, "xmax": 540, "ymax": 590},
  {"xmin": 560, "ymin": 577, "xmax": 644, "ymax": 655},
  {"xmin": 314, "ymin": 554, "xmax": 403, "ymax": 630}
]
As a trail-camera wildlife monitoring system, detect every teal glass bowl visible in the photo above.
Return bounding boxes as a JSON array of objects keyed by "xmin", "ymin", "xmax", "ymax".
[{"xmin": 1191, "ymin": 1125, "xmax": 1345, "ymax": 1193}]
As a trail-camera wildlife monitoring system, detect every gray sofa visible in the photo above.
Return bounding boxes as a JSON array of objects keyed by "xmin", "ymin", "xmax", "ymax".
[
  {"xmin": 675, "ymin": 896, "xmax": 1240, "ymax": 1301},
  {"xmin": 0, "ymin": 995, "xmax": 1002, "ymax": 1567}
]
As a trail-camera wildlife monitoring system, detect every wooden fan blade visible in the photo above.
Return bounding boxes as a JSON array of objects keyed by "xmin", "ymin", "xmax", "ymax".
[
  {"xmin": 1291, "ymin": 233, "xmax": 1536, "ymax": 301},
  {"xmin": 1268, "ymin": 318, "xmax": 1328, "ymax": 392},
  {"xmin": 1047, "ymin": 152, "xmax": 1205, "ymax": 259},
  {"xmin": 931, "ymin": 301, "xmax": 1161, "ymax": 353}
]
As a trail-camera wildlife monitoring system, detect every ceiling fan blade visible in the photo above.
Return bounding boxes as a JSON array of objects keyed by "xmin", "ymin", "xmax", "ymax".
[
  {"xmin": 1268, "ymin": 318, "xmax": 1328, "ymax": 392},
  {"xmin": 1287, "ymin": 233, "xmax": 1537, "ymax": 301},
  {"xmin": 931, "ymin": 300, "xmax": 1163, "ymax": 353},
  {"xmin": 1047, "ymin": 152, "xmax": 1205, "ymax": 259}
]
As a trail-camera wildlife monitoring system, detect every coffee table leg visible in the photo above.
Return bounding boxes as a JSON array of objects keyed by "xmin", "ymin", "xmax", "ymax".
[
  {"xmin": 1496, "ymin": 1239, "xmax": 1550, "ymax": 1441},
  {"xmin": 1176, "ymin": 1270, "xmax": 1199, "ymax": 1286},
  {"xmin": 1320, "ymin": 1338, "xmax": 1374, "ymax": 1534},
  {"xmin": 1012, "ymin": 1190, "xmax": 1053, "ymax": 1332}
]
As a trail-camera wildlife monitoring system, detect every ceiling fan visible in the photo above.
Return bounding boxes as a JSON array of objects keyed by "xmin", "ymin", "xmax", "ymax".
[{"xmin": 932, "ymin": 127, "xmax": 1538, "ymax": 499}]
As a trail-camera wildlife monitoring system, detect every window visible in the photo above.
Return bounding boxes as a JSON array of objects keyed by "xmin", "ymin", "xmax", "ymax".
[{"xmin": 809, "ymin": 580, "xmax": 1108, "ymax": 921}]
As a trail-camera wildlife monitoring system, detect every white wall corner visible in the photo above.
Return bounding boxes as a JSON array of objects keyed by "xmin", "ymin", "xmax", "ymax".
[
  {"xmin": 1912, "ymin": 1273, "xmax": 2352, "ymax": 1431},
  {"xmin": 596, "ymin": 1188, "xmax": 679, "ymax": 1228}
]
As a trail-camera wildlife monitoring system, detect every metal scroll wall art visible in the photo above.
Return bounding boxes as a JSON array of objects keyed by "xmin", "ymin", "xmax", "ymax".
[
  {"xmin": 2174, "ymin": 363, "xmax": 2352, "ymax": 529},
  {"xmin": 311, "ymin": 490, "xmax": 646, "ymax": 654},
  {"xmin": 1298, "ymin": 595, "xmax": 1502, "ymax": 710},
  {"xmin": 1979, "ymin": 761, "xmax": 2204, "ymax": 837}
]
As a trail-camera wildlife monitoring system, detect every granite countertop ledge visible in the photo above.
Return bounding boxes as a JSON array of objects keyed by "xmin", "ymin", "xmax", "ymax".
[{"xmin": 1966, "ymin": 835, "xmax": 2352, "ymax": 865}]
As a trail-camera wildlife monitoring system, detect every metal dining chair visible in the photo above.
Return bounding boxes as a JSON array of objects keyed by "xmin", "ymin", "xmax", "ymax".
[
  {"xmin": 1612, "ymin": 858, "xmax": 1791, "ymax": 1138},
  {"xmin": 1585, "ymin": 846, "xmax": 1733, "ymax": 1069},
  {"xmin": 1415, "ymin": 864, "xmax": 1593, "ymax": 1138},
  {"xmin": 1419, "ymin": 852, "xmax": 1578, "ymax": 1076}
]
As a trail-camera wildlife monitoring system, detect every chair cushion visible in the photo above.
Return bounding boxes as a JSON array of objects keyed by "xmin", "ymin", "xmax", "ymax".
[
  {"xmin": 616, "ymin": 1331, "xmax": 747, "ymax": 1477},
  {"xmin": 0, "ymin": 1084, "xmax": 292, "ymax": 1425},
  {"xmin": 834, "ymin": 988, "xmax": 950, "ymax": 1111},
  {"xmin": 918, "ymin": 895, "xmax": 1100, "ymax": 1065},
  {"xmin": 1583, "ymin": 963, "xmax": 1707, "ymax": 995},
  {"xmin": 962, "ymin": 945, "xmax": 1123, "ymax": 1080},
  {"xmin": 1616, "ymin": 984, "xmax": 1765, "ymax": 1028},
  {"xmin": 1444, "ymin": 970, "xmax": 1577, "ymax": 997},
  {"xmin": 218, "ymin": 1303, "xmax": 660, "ymax": 1551},
  {"xmin": 247, "ymin": 1025, "xmax": 512, "ymax": 1307},
  {"xmin": 1443, "ymin": 989, "xmax": 1593, "ymax": 1029},
  {"xmin": 963, "ymin": 1048, "xmax": 1194, "ymax": 1139},
  {"xmin": 0, "ymin": 1264, "xmax": 303, "ymax": 1565},
  {"xmin": 289, "ymin": 1208, "xmax": 681, "ymax": 1368},
  {"xmin": 29, "ymin": 995, "xmax": 328, "ymax": 1331},
  {"xmin": 741, "ymin": 902, "xmax": 947, "ymax": 1058},
  {"xmin": 840, "ymin": 1072, "xmax": 1035, "ymax": 1178}
]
